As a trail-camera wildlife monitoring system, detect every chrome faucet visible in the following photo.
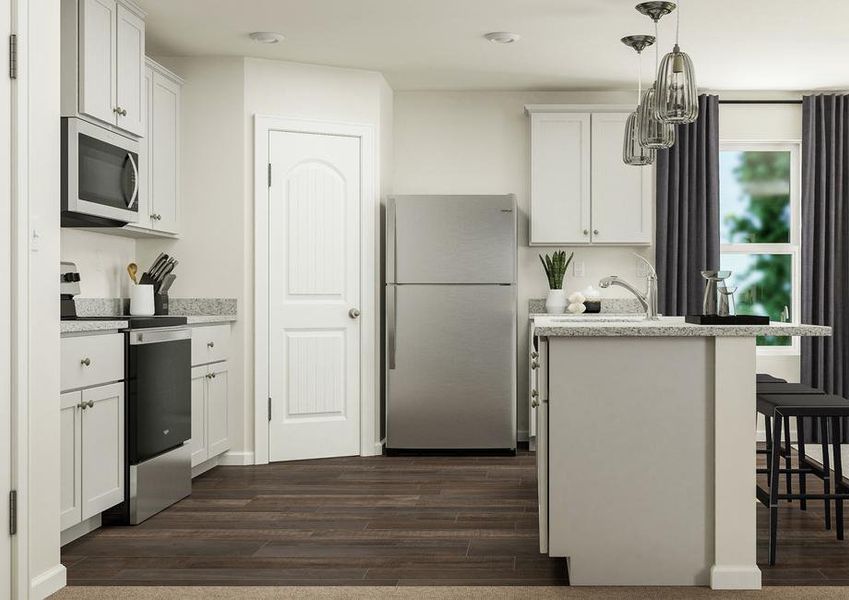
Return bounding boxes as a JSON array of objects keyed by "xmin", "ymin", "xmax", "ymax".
[{"xmin": 598, "ymin": 255, "xmax": 660, "ymax": 321}]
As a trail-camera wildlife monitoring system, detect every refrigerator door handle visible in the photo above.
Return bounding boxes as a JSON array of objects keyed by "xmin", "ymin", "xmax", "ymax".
[
  {"xmin": 387, "ymin": 197, "xmax": 396, "ymax": 284},
  {"xmin": 387, "ymin": 285, "xmax": 397, "ymax": 370}
]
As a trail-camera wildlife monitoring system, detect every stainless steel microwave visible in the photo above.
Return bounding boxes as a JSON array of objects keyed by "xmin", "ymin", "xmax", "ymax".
[{"xmin": 61, "ymin": 117, "xmax": 140, "ymax": 227}]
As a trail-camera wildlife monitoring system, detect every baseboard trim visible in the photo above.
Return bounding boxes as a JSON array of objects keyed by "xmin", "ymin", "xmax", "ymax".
[
  {"xmin": 710, "ymin": 565, "xmax": 762, "ymax": 590},
  {"xmin": 31, "ymin": 564, "xmax": 67, "ymax": 600},
  {"xmin": 219, "ymin": 451, "xmax": 255, "ymax": 466},
  {"xmin": 191, "ymin": 455, "xmax": 220, "ymax": 478},
  {"xmin": 518, "ymin": 429, "xmax": 529, "ymax": 443}
]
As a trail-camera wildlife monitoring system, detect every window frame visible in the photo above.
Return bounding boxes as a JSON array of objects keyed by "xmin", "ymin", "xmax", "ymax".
[{"xmin": 718, "ymin": 140, "xmax": 802, "ymax": 356}]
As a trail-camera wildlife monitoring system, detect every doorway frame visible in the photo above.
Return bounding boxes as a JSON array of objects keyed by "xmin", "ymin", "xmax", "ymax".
[{"xmin": 253, "ymin": 115, "xmax": 378, "ymax": 465}]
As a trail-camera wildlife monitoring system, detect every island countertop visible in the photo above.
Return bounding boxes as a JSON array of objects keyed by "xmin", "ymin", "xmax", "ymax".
[{"xmin": 533, "ymin": 315, "xmax": 832, "ymax": 338}]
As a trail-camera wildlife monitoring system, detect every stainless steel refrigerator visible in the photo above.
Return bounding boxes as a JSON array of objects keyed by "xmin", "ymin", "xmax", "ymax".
[{"xmin": 386, "ymin": 195, "xmax": 517, "ymax": 451}]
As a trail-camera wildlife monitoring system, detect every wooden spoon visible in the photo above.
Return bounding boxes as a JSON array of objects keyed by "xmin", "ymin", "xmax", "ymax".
[{"xmin": 127, "ymin": 262, "xmax": 138, "ymax": 285}]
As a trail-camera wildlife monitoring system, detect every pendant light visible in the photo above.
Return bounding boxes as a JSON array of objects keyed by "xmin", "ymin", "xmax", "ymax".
[
  {"xmin": 636, "ymin": 2, "xmax": 676, "ymax": 149},
  {"xmin": 621, "ymin": 35, "xmax": 656, "ymax": 166},
  {"xmin": 655, "ymin": 0, "xmax": 698, "ymax": 123}
]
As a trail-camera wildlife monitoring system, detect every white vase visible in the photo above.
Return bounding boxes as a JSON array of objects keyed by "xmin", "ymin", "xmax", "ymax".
[
  {"xmin": 129, "ymin": 284, "xmax": 155, "ymax": 316},
  {"xmin": 545, "ymin": 289, "xmax": 568, "ymax": 314}
]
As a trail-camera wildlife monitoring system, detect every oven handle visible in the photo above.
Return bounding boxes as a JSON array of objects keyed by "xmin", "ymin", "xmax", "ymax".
[
  {"xmin": 126, "ymin": 152, "xmax": 139, "ymax": 209},
  {"xmin": 129, "ymin": 327, "xmax": 191, "ymax": 346}
]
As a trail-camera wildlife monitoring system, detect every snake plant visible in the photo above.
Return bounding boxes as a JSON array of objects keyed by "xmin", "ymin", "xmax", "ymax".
[{"xmin": 539, "ymin": 250, "xmax": 574, "ymax": 290}]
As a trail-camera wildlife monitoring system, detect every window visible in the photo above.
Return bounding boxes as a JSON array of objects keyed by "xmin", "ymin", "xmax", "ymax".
[{"xmin": 719, "ymin": 143, "xmax": 800, "ymax": 351}]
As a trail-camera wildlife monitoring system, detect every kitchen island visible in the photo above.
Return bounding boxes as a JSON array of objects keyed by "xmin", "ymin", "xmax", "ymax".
[{"xmin": 532, "ymin": 316, "xmax": 831, "ymax": 590}]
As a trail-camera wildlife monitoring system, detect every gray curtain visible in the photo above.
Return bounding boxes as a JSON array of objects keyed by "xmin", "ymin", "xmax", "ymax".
[
  {"xmin": 801, "ymin": 95, "xmax": 849, "ymax": 416},
  {"xmin": 655, "ymin": 94, "xmax": 721, "ymax": 316}
]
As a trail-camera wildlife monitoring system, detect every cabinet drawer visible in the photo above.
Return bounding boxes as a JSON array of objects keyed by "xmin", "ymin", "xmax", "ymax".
[
  {"xmin": 191, "ymin": 325, "xmax": 230, "ymax": 366},
  {"xmin": 61, "ymin": 333, "xmax": 124, "ymax": 391}
]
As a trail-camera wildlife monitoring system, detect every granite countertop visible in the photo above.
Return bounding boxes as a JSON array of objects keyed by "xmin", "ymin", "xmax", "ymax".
[
  {"xmin": 533, "ymin": 316, "xmax": 833, "ymax": 338},
  {"xmin": 61, "ymin": 297, "xmax": 237, "ymax": 334},
  {"xmin": 61, "ymin": 320, "xmax": 129, "ymax": 334}
]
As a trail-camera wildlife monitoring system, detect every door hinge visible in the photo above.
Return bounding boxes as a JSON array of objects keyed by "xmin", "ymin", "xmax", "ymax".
[
  {"xmin": 267, "ymin": 163, "xmax": 272, "ymax": 188},
  {"xmin": 9, "ymin": 490, "xmax": 17, "ymax": 535},
  {"xmin": 9, "ymin": 34, "xmax": 17, "ymax": 80},
  {"xmin": 268, "ymin": 397, "xmax": 272, "ymax": 421}
]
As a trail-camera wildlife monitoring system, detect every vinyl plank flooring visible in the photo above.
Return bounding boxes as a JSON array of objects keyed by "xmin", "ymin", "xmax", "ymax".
[{"xmin": 62, "ymin": 448, "xmax": 847, "ymax": 587}]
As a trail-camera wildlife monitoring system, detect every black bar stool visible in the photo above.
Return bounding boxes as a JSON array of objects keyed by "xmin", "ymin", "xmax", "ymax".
[{"xmin": 756, "ymin": 392, "xmax": 849, "ymax": 565}]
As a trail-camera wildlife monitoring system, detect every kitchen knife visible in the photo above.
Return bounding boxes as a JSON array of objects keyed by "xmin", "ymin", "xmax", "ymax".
[
  {"xmin": 159, "ymin": 273, "xmax": 176, "ymax": 295},
  {"xmin": 148, "ymin": 253, "xmax": 170, "ymax": 279},
  {"xmin": 156, "ymin": 260, "xmax": 178, "ymax": 284}
]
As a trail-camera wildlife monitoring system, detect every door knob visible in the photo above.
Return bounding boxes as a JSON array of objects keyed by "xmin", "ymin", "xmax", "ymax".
[{"xmin": 348, "ymin": 308, "xmax": 361, "ymax": 319}]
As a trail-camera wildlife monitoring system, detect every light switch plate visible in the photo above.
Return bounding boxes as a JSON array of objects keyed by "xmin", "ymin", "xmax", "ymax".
[{"xmin": 573, "ymin": 260, "xmax": 585, "ymax": 278}]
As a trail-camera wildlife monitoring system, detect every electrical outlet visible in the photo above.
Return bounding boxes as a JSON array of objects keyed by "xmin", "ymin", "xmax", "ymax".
[{"xmin": 573, "ymin": 260, "xmax": 585, "ymax": 278}]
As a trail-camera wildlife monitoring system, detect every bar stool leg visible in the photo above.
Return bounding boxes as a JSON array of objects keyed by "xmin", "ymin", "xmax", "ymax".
[
  {"xmin": 830, "ymin": 416, "xmax": 844, "ymax": 541},
  {"xmin": 769, "ymin": 414, "xmax": 783, "ymax": 566},
  {"xmin": 784, "ymin": 416, "xmax": 793, "ymax": 502},
  {"xmin": 765, "ymin": 415, "xmax": 773, "ymax": 484},
  {"xmin": 821, "ymin": 417, "xmax": 832, "ymax": 531},
  {"xmin": 797, "ymin": 416, "xmax": 808, "ymax": 511}
]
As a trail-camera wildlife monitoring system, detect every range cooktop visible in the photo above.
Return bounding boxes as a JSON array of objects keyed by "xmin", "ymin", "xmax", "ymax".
[{"xmin": 61, "ymin": 316, "xmax": 188, "ymax": 329}]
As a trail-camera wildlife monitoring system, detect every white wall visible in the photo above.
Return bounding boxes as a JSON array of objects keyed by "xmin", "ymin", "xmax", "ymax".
[
  {"xmin": 392, "ymin": 91, "xmax": 654, "ymax": 437},
  {"xmin": 60, "ymin": 230, "xmax": 137, "ymax": 298},
  {"xmin": 138, "ymin": 57, "xmax": 393, "ymax": 457}
]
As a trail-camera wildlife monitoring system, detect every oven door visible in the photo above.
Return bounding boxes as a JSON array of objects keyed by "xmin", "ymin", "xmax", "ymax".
[
  {"xmin": 127, "ymin": 328, "xmax": 191, "ymax": 464},
  {"xmin": 62, "ymin": 117, "xmax": 140, "ymax": 225}
]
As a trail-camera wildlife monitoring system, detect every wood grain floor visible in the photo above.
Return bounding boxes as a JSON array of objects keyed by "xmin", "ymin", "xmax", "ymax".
[{"xmin": 60, "ymin": 449, "xmax": 848, "ymax": 586}]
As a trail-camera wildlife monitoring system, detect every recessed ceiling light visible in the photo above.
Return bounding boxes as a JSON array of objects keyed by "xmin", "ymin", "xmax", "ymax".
[
  {"xmin": 249, "ymin": 31, "xmax": 285, "ymax": 44},
  {"xmin": 484, "ymin": 32, "xmax": 520, "ymax": 44}
]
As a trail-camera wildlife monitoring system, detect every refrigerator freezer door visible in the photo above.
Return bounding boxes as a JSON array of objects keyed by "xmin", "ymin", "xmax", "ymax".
[
  {"xmin": 389, "ymin": 195, "xmax": 516, "ymax": 284},
  {"xmin": 386, "ymin": 284, "xmax": 517, "ymax": 450}
]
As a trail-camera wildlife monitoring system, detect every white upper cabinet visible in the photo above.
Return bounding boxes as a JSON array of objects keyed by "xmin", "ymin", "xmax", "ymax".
[
  {"xmin": 115, "ymin": 3, "xmax": 145, "ymax": 136},
  {"xmin": 150, "ymin": 67, "xmax": 181, "ymax": 233},
  {"xmin": 63, "ymin": 0, "xmax": 146, "ymax": 137},
  {"xmin": 590, "ymin": 113, "xmax": 652, "ymax": 244},
  {"xmin": 530, "ymin": 112, "xmax": 592, "ymax": 245},
  {"xmin": 527, "ymin": 106, "xmax": 653, "ymax": 246}
]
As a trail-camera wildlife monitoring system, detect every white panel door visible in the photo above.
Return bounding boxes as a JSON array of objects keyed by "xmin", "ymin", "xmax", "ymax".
[
  {"xmin": 207, "ymin": 362, "xmax": 230, "ymax": 457},
  {"xmin": 268, "ymin": 130, "xmax": 361, "ymax": 462},
  {"xmin": 81, "ymin": 383, "xmax": 124, "ymax": 519},
  {"xmin": 79, "ymin": 0, "xmax": 117, "ymax": 126},
  {"xmin": 530, "ymin": 112, "xmax": 591, "ymax": 245},
  {"xmin": 60, "ymin": 392, "xmax": 83, "ymax": 531},
  {"xmin": 189, "ymin": 366, "xmax": 207, "ymax": 468},
  {"xmin": 590, "ymin": 113, "xmax": 652, "ymax": 244},
  {"xmin": 115, "ymin": 3, "xmax": 144, "ymax": 136},
  {"xmin": 150, "ymin": 71, "xmax": 180, "ymax": 233}
]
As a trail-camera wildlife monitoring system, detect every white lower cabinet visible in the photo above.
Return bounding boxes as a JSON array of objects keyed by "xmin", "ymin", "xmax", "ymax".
[
  {"xmin": 189, "ymin": 360, "xmax": 230, "ymax": 469},
  {"xmin": 60, "ymin": 381, "xmax": 125, "ymax": 531}
]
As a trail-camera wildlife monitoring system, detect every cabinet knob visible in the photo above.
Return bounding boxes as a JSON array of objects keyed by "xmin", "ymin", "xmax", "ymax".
[
  {"xmin": 79, "ymin": 400, "xmax": 94, "ymax": 409},
  {"xmin": 530, "ymin": 360, "xmax": 539, "ymax": 370},
  {"xmin": 86, "ymin": 400, "xmax": 94, "ymax": 408},
  {"xmin": 593, "ymin": 229, "xmax": 599, "ymax": 235},
  {"xmin": 151, "ymin": 214, "xmax": 161, "ymax": 221},
  {"xmin": 206, "ymin": 373, "xmax": 213, "ymax": 379},
  {"xmin": 531, "ymin": 389, "xmax": 539, "ymax": 398},
  {"xmin": 583, "ymin": 229, "xmax": 589, "ymax": 236},
  {"xmin": 80, "ymin": 357, "xmax": 91, "ymax": 366},
  {"xmin": 207, "ymin": 341, "xmax": 215, "ymax": 348},
  {"xmin": 121, "ymin": 108, "xmax": 128, "ymax": 116},
  {"xmin": 211, "ymin": 372, "xmax": 217, "ymax": 379},
  {"xmin": 530, "ymin": 351, "xmax": 538, "ymax": 359},
  {"xmin": 531, "ymin": 398, "xmax": 540, "ymax": 408}
]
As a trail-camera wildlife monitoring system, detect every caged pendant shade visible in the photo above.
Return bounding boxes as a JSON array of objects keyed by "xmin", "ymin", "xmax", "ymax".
[
  {"xmin": 639, "ymin": 82, "xmax": 675, "ymax": 149},
  {"xmin": 620, "ymin": 35, "xmax": 656, "ymax": 165},
  {"xmin": 655, "ymin": 0, "xmax": 698, "ymax": 123}
]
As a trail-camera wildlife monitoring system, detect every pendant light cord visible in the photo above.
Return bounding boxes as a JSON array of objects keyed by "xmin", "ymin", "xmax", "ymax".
[
  {"xmin": 654, "ymin": 20, "xmax": 659, "ymax": 71},
  {"xmin": 637, "ymin": 51, "xmax": 642, "ymax": 105},
  {"xmin": 676, "ymin": 0, "xmax": 681, "ymax": 46}
]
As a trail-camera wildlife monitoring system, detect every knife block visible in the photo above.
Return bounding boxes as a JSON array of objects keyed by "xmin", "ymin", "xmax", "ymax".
[{"xmin": 154, "ymin": 292, "xmax": 169, "ymax": 316}]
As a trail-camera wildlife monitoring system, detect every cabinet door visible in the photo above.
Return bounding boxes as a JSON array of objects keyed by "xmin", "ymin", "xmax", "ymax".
[
  {"xmin": 115, "ymin": 3, "xmax": 145, "ymax": 136},
  {"xmin": 189, "ymin": 366, "xmax": 208, "ymax": 468},
  {"xmin": 78, "ymin": 0, "xmax": 117, "ymax": 126},
  {"xmin": 131, "ymin": 66, "xmax": 154, "ymax": 231},
  {"xmin": 60, "ymin": 392, "xmax": 83, "ymax": 531},
  {"xmin": 150, "ymin": 71, "xmax": 180, "ymax": 233},
  {"xmin": 590, "ymin": 113, "xmax": 652, "ymax": 244},
  {"xmin": 207, "ymin": 362, "xmax": 230, "ymax": 457},
  {"xmin": 530, "ymin": 112, "xmax": 592, "ymax": 245},
  {"xmin": 81, "ymin": 382, "xmax": 124, "ymax": 520}
]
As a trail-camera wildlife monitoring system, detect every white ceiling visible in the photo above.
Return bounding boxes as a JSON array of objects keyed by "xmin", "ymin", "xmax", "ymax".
[{"xmin": 140, "ymin": 0, "xmax": 849, "ymax": 92}]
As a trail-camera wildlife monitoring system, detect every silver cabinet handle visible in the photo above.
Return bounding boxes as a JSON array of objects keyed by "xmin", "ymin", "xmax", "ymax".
[
  {"xmin": 212, "ymin": 372, "xmax": 217, "ymax": 378},
  {"xmin": 348, "ymin": 308, "xmax": 361, "ymax": 319},
  {"xmin": 80, "ymin": 357, "xmax": 91, "ymax": 366},
  {"xmin": 87, "ymin": 400, "xmax": 94, "ymax": 408},
  {"xmin": 387, "ymin": 286, "xmax": 396, "ymax": 370},
  {"xmin": 583, "ymin": 229, "xmax": 589, "ymax": 235},
  {"xmin": 206, "ymin": 373, "xmax": 212, "ymax": 379},
  {"xmin": 207, "ymin": 341, "xmax": 215, "ymax": 348},
  {"xmin": 531, "ymin": 360, "xmax": 539, "ymax": 370},
  {"xmin": 593, "ymin": 229, "xmax": 600, "ymax": 235}
]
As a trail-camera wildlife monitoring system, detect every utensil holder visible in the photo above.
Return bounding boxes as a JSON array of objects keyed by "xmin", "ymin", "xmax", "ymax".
[
  {"xmin": 129, "ymin": 284, "xmax": 155, "ymax": 316},
  {"xmin": 154, "ymin": 293, "xmax": 169, "ymax": 316}
]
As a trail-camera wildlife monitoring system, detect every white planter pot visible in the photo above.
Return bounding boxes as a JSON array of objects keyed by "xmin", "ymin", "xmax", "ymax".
[{"xmin": 545, "ymin": 289, "xmax": 568, "ymax": 314}]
